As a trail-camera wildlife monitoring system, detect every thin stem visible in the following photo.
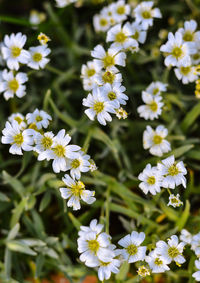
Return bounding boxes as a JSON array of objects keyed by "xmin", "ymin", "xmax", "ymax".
[{"xmin": 105, "ymin": 186, "xmax": 111, "ymax": 234}]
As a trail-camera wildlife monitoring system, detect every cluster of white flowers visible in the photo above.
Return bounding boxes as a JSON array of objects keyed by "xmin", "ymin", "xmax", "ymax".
[
  {"xmin": 1, "ymin": 109, "xmax": 97, "ymax": 210},
  {"xmin": 78, "ymin": 219, "xmax": 190, "ymax": 280},
  {"xmin": 160, "ymin": 20, "xmax": 200, "ymax": 84},
  {"xmin": 55, "ymin": 0, "xmax": 77, "ymax": 8},
  {"xmin": 138, "ymin": 155, "xmax": 187, "ymax": 204},
  {"xmin": 81, "ymin": 1, "xmax": 162, "ymax": 125},
  {"xmin": 0, "ymin": 32, "xmax": 50, "ymax": 100}
]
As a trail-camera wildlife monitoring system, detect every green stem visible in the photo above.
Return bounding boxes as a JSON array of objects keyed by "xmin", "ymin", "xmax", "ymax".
[
  {"xmin": 46, "ymin": 65, "xmax": 64, "ymax": 75},
  {"xmin": 105, "ymin": 186, "xmax": 110, "ymax": 234}
]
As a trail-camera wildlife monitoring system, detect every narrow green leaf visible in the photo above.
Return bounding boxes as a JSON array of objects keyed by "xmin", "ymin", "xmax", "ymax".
[
  {"xmin": 7, "ymin": 223, "xmax": 20, "ymax": 241},
  {"xmin": 176, "ymin": 200, "xmax": 190, "ymax": 231},
  {"xmin": 10, "ymin": 198, "xmax": 27, "ymax": 228},
  {"xmin": 2, "ymin": 171, "xmax": 26, "ymax": 197},
  {"xmin": 181, "ymin": 101, "xmax": 200, "ymax": 132},
  {"xmin": 39, "ymin": 192, "xmax": 51, "ymax": 212},
  {"xmin": 116, "ymin": 262, "xmax": 130, "ymax": 280},
  {"xmin": 7, "ymin": 240, "xmax": 37, "ymax": 256},
  {"xmin": 68, "ymin": 212, "xmax": 81, "ymax": 230},
  {"xmin": 0, "ymin": 192, "xmax": 10, "ymax": 202},
  {"xmin": 4, "ymin": 248, "xmax": 12, "ymax": 280}
]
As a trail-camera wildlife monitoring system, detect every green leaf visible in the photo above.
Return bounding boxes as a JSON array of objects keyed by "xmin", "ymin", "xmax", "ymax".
[
  {"xmin": 7, "ymin": 223, "xmax": 20, "ymax": 241},
  {"xmin": 176, "ymin": 200, "xmax": 190, "ymax": 231},
  {"xmin": 68, "ymin": 212, "xmax": 81, "ymax": 230},
  {"xmin": 164, "ymin": 144, "xmax": 194, "ymax": 159},
  {"xmin": 116, "ymin": 261, "xmax": 130, "ymax": 280},
  {"xmin": 10, "ymin": 198, "xmax": 27, "ymax": 228},
  {"xmin": 2, "ymin": 171, "xmax": 26, "ymax": 197},
  {"xmin": 181, "ymin": 101, "xmax": 200, "ymax": 132},
  {"xmin": 39, "ymin": 191, "xmax": 51, "ymax": 212},
  {"xmin": 6, "ymin": 240, "xmax": 37, "ymax": 256},
  {"xmin": 0, "ymin": 192, "xmax": 10, "ymax": 202}
]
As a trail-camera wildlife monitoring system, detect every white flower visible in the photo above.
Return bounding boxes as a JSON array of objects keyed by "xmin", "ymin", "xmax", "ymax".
[
  {"xmin": 138, "ymin": 164, "xmax": 162, "ymax": 195},
  {"xmin": 145, "ymin": 250, "xmax": 170, "ymax": 273},
  {"xmin": 0, "ymin": 69, "xmax": 28, "ymax": 100},
  {"xmin": 1, "ymin": 121, "xmax": 34, "ymax": 155},
  {"xmin": 81, "ymin": 61, "xmax": 101, "ymax": 88},
  {"xmin": 106, "ymin": 23, "xmax": 139, "ymax": 52},
  {"xmin": 131, "ymin": 22, "xmax": 147, "ymax": 44},
  {"xmin": 55, "ymin": 0, "xmax": 76, "ymax": 8},
  {"xmin": 29, "ymin": 10, "xmax": 46, "ymax": 25},
  {"xmin": 91, "ymin": 45, "xmax": 126, "ymax": 72},
  {"xmin": 112, "ymin": 0, "xmax": 131, "ymax": 23},
  {"xmin": 95, "ymin": 69, "xmax": 122, "ymax": 86},
  {"xmin": 155, "ymin": 235, "xmax": 185, "ymax": 265},
  {"xmin": 101, "ymin": 6, "xmax": 116, "ymax": 27},
  {"xmin": 8, "ymin": 113, "xmax": 26, "ymax": 130},
  {"xmin": 100, "ymin": 83, "xmax": 128, "ymax": 108},
  {"xmin": 59, "ymin": 174, "xmax": 95, "ymax": 210},
  {"xmin": 37, "ymin": 33, "xmax": 51, "ymax": 45},
  {"xmin": 192, "ymin": 260, "xmax": 200, "ymax": 281},
  {"xmin": 118, "ymin": 231, "xmax": 146, "ymax": 263},
  {"xmin": 93, "ymin": 14, "xmax": 111, "ymax": 33},
  {"xmin": 65, "ymin": 151, "xmax": 91, "ymax": 180},
  {"xmin": 174, "ymin": 62, "xmax": 197, "ymax": 84},
  {"xmin": 134, "ymin": 1, "xmax": 162, "ymax": 30},
  {"xmin": 180, "ymin": 229, "xmax": 192, "ymax": 245},
  {"xmin": 160, "ymin": 31, "xmax": 196, "ymax": 67},
  {"xmin": 78, "ymin": 219, "xmax": 103, "ymax": 238},
  {"xmin": 143, "ymin": 125, "xmax": 171, "ymax": 157},
  {"xmin": 82, "ymin": 87, "xmax": 116, "ymax": 126},
  {"xmin": 191, "ymin": 233, "xmax": 200, "ymax": 256},
  {"xmin": 146, "ymin": 81, "xmax": 168, "ymax": 96},
  {"xmin": 167, "ymin": 194, "xmax": 183, "ymax": 208},
  {"xmin": 157, "ymin": 155, "xmax": 187, "ymax": 189},
  {"xmin": 47, "ymin": 129, "xmax": 80, "ymax": 173},
  {"xmin": 26, "ymin": 109, "xmax": 52, "ymax": 130},
  {"xmin": 28, "ymin": 45, "xmax": 50, "ymax": 70},
  {"xmin": 2, "ymin": 32, "xmax": 30, "ymax": 70},
  {"xmin": 34, "ymin": 131, "xmax": 54, "ymax": 161},
  {"xmin": 178, "ymin": 20, "xmax": 200, "ymax": 45},
  {"xmin": 97, "ymin": 256, "xmax": 121, "ymax": 281},
  {"xmin": 137, "ymin": 92, "xmax": 163, "ymax": 120}
]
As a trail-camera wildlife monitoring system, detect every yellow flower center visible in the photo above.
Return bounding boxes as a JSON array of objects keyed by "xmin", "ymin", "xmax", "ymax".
[
  {"xmin": 168, "ymin": 246, "xmax": 180, "ymax": 258},
  {"xmin": 88, "ymin": 239, "xmax": 100, "ymax": 254},
  {"xmin": 153, "ymin": 88, "xmax": 159, "ymax": 95},
  {"xmin": 180, "ymin": 66, "xmax": 191, "ymax": 75},
  {"xmin": 108, "ymin": 91, "xmax": 117, "ymax": 100},
  {"xmin": 102, "ymin": 71, "xmax": 115, "ymax": 84},
  {"xmin": 137, "ymin": 266, "xmax": 150, "ymax": 277},
  {"xmin": 41, "ymin": 136, "xmax": 53, "ymax": 149},
  {"xmin": 13, "ymin": 132, "xmax": 24, "ymax": 146},
  {"xmin": 33, "ymin": 52, "xmax": 42, "ymax": 62},
  {"xmin": 153, "ymin": 134, "xmax": 163, "ymax": 145},
  {"xmin": 9, "ymin": 79, "xmax": 19, "ymax": 93},
  {"xmin": 147, "ymin": 176, "xmax": 156, "ymax": 185},
  {"xmin": 172, "ymin": 46, "xmax": 183, "ymax": 59},
  {"xmin": 142, "ymin": 10, "xmax": 151, "ymax": 19},
  {"xmin": 100, "ymin": 18, "xmax": 108, "ymax": 27},
  {"xmin": 154, "ymin": 258, "xmax": 163, "ymax": 266},
  {"xmin": 117, "ymin": 6, "xmax": 125, "ymax": 15},
  {"xmin": 193, "ymin": 53, "xmax": 200, "ymax": 60},
  {"xmin": 71, "ymin": 181, "xmax": 85, "ymax": 196},
  {"xmin": 36, "ymin": 115, "xmax": 43, "ymax": 122},
  {"xmin": 183, "ymin": 31, "xmax": 194, "ymax": 42},
  {"xmin": 71, "ymin": 159, "xmax": 80, "ymax": 168},
  {"xmin": 87, "ymin": 68, "xmax": 96, "ymax": 77},
  {"xmin": 126, "ymin": 244, "xmax": 138, "ymax": 256},
  {"xmin": 28, "ymin": 123, "xmax": 38, "ymax": 131},
  {"xmin": 11, "ymin": 46, "xmax": 21, "ymax": 58},
  {"xmin": 132, "ymin": 31, "xmax": 139, "ymax": 40},
  {"xmin": 103, "ymin": 54, "xmax": 115, "ymax": 68},
  {"xmin": 168, "ymin": 164, "xmax": 179, "ymax": 176},
  {"xmin": 14, "ymin": 116, "xmax": 23, "ymax": 124},
  {"xmin": 53, "ymin": 144, "xmax": 66, "ymax": 157},
  {"xmin": 93, "ymin": 102, "xmax": 104, "ymax": 114},
  {"xmin": 100, "ymin": 261, "xmax": 110, "ymax": 266},
  {"xmin": 171, "ymin": 197, "xmax": 179, "ymax": 204},
  {"xmin": 149, "ymin": 101, "xmax": 158, "ymax": 112},
  {"xmin": 115, "ymin": 31, "xmax": 127, "ymax": 43}
]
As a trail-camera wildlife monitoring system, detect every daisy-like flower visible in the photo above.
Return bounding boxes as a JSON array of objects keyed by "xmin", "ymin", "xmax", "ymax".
[
  {"xmin": 115, "ymin": 107, "xmax": 128, "ymax": 119},
  {"xmin": 138, "ymin": 164, "xmax": 162, "ymax": 195},
  {"xmin": 93, "ymin": 14, "xmax": 111, "ymax": 33},
  {"xmin": 134, "ymin": 1, "xmax": 162, "ymax": 30},
  {"xmin": 78, "ymin": 230, "xmax": 113, "ymax": 267},
  {"xmin": 178, "ymin": 20, "xmax": 200, "ymax": 45},
  {"xmin": 34, "ymin": 131, "xmax": 54, "ymax": 161},
  {"xmin": 157, "ymin": 155, "xmax": 187, "ymax": 189},
  {"xmin": 112, "ymin": 0, "xmax": 131, "ymax": 23},
  {"xmin": 146, "ymin": 81, "xmax": 168, "ymax": 96},
  {"xmin": 174, "ymin": 62, "xmax": 197, "ymax": 84},
  {"xmin": 82, "ymin": 87, "xmax": 116, "ymax": 125},
  {"xmin": 37, "ymin": 32, "xmax": 51, "ymax": 45},
  {"xmin": 100, "ymin": 83, "xmax": 128, "ymax": 108},
  {"xmin": 192, "ymin": 260, "xmax": 200, "ymax": 281},
  {"xmin": 59, "ymin": 174, "xmax": 95, "ymax": 210},
  {"xmin": 131, "ymin": 22, "xmax": 147, "ymax": 44},
  {"xmin": 137, "ymin": 265, "xmax": 150, "ymax": 277},
  {"xmin": 28, "ymin": 45, "xmax": 50, "ymax": 70},
  {"xmin": 160, "ymin": 31, "xmax": 196, "ymax": 67},
  {"xmin": 0, "ymin": 69, "xmax": 28, "ymax": 100},
  {"xmin": 97, "ymin": 255, "xmax": 121, "ymax": 282},
  {"xmin": 26, "ymin": 109, "xmax": 52, "ymax": 130},
  {"xmin": 106, "ymin": 23, "xmax": 139, "ymax": 52},
  {"xmin": 137, "ymin": 92, "xmax": 163, "ymax": 120},
  {"xmin": 145, "ymin": 250, "xmax": 170, "ymax": 273},
  {"xmin": 143, "ymin": 125, "xmax": 171, "ymax": 157},
  {"xmin": 81, "ymin": 61, "xmax": 101, "ymax": 91},
  {"xmin": 180, "ymin": 229, "xmax": 192, "ymax": 245},
  {"xmin": 66, "ymin": 151, "xmax": 91, "ymax": 180},
  {"xmin": 167, "ymin": 194, "xmax": 183, "ymax": 208},
  {"xmin": 55, "ymin": 0, "xmax": 76, "ymax": 8},
  {"xmin": 1, "ymin": 121, "xmax": 34, "ymax": 155},
  {"xmin": 29, "ymin": 10, "xmax": 46, "ymax": 25},
  {"xmin": 8, "ymin": 113, "xmax": 26, "ymax": 130},
  {"xmin": 155, "ymin": 235, "xmax": 186, "ymax": 265},
  {"xmin": 118, "ymin": 231, "xmax": 147, "ymax": 263},
  {"xmin": 191, "ymin": 233, "xmax": 200, "ymax": 256},
  {"xmin": 91, "ymin": 45, "xmax": 126, "ymax": 72},
  {"xmin": 2, "ymin": 32, "xmax": 30, "ymax": 70},
  {"xmin": 95, "ymin": 69, "xmax": 122, "ymax": 86},
  {"xmin": 101, "ymin": 6, "xmax": 116, "ymax": 27},
  {"xmin": 78, "ymin": 219, "xmax": 103, "ymax": 238},
  {"xmin": 47, "ymin": 129, "xmax": 80, "ymax": 173}
]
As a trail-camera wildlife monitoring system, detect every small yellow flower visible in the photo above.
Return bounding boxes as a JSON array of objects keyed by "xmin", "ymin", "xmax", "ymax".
[{"xmin": 37, "ymin": 32, "xmax": 51, "ymax": 45}]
